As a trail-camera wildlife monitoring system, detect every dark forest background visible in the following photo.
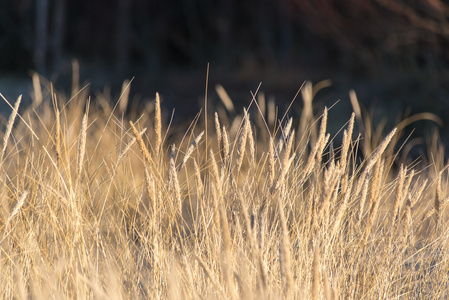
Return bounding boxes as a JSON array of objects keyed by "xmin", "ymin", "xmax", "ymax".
[{"xmin": 2, "ymin": 0, "xmax": 449, "ymax": 147}]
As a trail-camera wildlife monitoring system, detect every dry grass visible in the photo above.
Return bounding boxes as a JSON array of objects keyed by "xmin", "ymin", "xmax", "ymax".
[{"xmin": 0, "ymin": 75, "xmax": 448, "ymax": 299}]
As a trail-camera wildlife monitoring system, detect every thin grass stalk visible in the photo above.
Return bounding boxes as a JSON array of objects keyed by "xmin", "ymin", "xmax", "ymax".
[
  {"xmin": 215, "ymin": 84, "xmax": 235, "ymax": 113},
  {"xmin": 311, "ymin": 247, "xmax": 320, "ymax": 300},
  {"xmin": 272, "ymin": 154, "xmax": 295, "ymax": 193},
  {"xmin": 257, "ymin": 212, "xmax": 268, "ymax": 294},
  {"xmin": 412, "ymin": 178, "xmax": 428, "ymax": 207},
  {"xmin": 318, "ymin": 108, "xmax": 328, "ymax": 145},
  {"xmin": 268, "ymin": 97, "xmax": 276, "ymax": 128},
  {"xmin": 257, "ymin": 92, "xmax": 266, "ymax": 130},
  {"xmin": 169, "ymin": 144, "xmax": 182, "ymax": 216},
  {"xmin": 235, "ymin": 191, "xmax": 267, "ymax": 295},
  {"xmin": 278, "ymin": 194, "xmax": 293, "ymax": 296},
  {"xmin": 282, "ymin": 129, "xmax": 295, "ymax": 169},
  {"xmin": 340, "ymin": 113, "xmax": 355, "ymax": 170},
  {"xmin": 402, "ymin": 197, "xmax": 413, "ymax": 244},
  {"xmin": 268, "ymin": 137, "xmax": 276, "ymax": 190},
  {"xmin": 144, "ymin": 166, "xmax": 157, "ymax": 216},
  {"xmin": 330, "ymin": 177, "xmax": 353, "ymax": 238},
  {"xmin": 404, "ymin": 169, "xmax": 415, "ymax": 198},
  {"xmin": 19, "ymin": 149, "xmax": 30, "ymax": 192},
  {"xmin": 118, "ymin": 79, "xmax": 131, "ymax": 113},
  {"xmin": 314, "ymin": 107, "xmax": 329, "ymax": 167},
  {"xmin": 357, "ymin": 175, "xmax": 370, "ymax": 223},
  {"xmin": 327, "ymin": 176, "xmax": 341, "ymax": 230},
  {"xmin": 434, "ymin": 172, "xmax": 441, "ymax": 228},
  {"xmin": 299, "ymin": 81, "xmax": 313, "ymax": 139},
  {"xmin": 237, "ymin": 192, "xmax": 267, "ymax": 295},
  {"xmin": 396, "ymin": 168, "xmax": 416, "ymax": 237},
  {"xmin": 32, "ymin": 73, "xmax": 43, "ymax": 107},
  {"xmin": 54, "ymin": 105, "xmax": 62, "ymax": 167},
  {"xmin": 349, "ymin": 89, "xmax": 362, "ymax": 127},
  {"xmin": 194, "ymin": 159, "xmax": 204, "ymax": 198},
  {"xmin": 229, "ymin": 115, "xmax": 243, "ymax": 140},
  {"xmin": 215, "ymin": 112, "xmax": 222, "ymax": 155},
  {"xmin": 365, "ymin": 128, "xmax": 397, "ymax": 172},
  {"xmin": 77, "ymin": 106, "xmax": 88, "ymax": 178},
  {"xmin": 116, "ymin": 128, "xmax": 147, "ymax": 166},
  {"xmin": 130, "ymin": 121, "xmax": 153, "ymax": 167},
  {"xmin": 1, "ymin": 95, "xmax": 21, "ymax": 164},
  {"xmin": 392, "ymin": 164, "xmax": 406, "ymax": 225},
  {"xmin": 318, "ymin": 163, "xmax": 339, "ymax": 229},
  {"xmin": 401, "ymin": 177, "xmax": 423, "ymax": 241},
  {"xmin": 222, "ymin": 126, "xmax": 230, "ymax": 166},
  {"xmin": 353, "ymin": 165, "xmax": 368, "ymax": 199},
  {"xmin": 247, "ymin": 121, "xmax": 255, "ymax": 167},
  {"xmin": 3, "ymin": 190, "xmax": 28, "ymax": 235},
  {"xmin": 210, "ymin": 149, "xmax": 222, "ymax": 190},
  {"xmin": 210, "ymin": 150, "xmax": 222, "ymax": 234},
  {"xmin": 71, "ymin": 59, "xmax": 80, "ymax": 97},
  {"xmin": 305, "ymin": 185, "xmax": 316, "ymax": 231},
  {"xmin": 178, "ymin": 131, "xmax": 204, "ymax": 172},
  {"xmin": 275, "ymin": 117, "xmax": 293, "ymax": 159},
  {"xmin": 236, "ymin": 190, "xmax": 254, "ymax": 249},
  {"xmin": 236, "ymin": 109, "xmax": 250, "ymax": 173},
  {"xmin": 329, "ymin": 142, "xmax": 335, "ymax": 163},
  {"xmin": 193, "ymin": 158, "xmax": 208, "ymax": 240},
  {"xmin": 195, "ymin": 255, "xmax": 227, "ymax": 298},
  {"xmin": 361, "ymin": 160, "xmax": 384, "ymax": 246},
  {"xmin": 155, "ymin": 92, "xmax": 162, "ymax": 156},
  {"xmin": 214, "ymin": 175, "xmax": 236, "ymax": 298},
  {"xmin": 302, "ymin": 109, "xmax": 328, "ymax": 180},
  {"xmin": 180, "ymin": 255, "xmax": 199, "ymax": 299}
]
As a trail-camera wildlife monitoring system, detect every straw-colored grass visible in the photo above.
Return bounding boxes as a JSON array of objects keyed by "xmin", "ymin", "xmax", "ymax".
[{"xmin": 0, "ymin": 75, "xmax": 448, "ymax": 299}]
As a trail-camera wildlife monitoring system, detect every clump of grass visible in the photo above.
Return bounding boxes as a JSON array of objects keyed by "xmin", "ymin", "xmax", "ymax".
[{"xmin": 0, "ymin": 78, "xmax": 448, "ymax": 299}]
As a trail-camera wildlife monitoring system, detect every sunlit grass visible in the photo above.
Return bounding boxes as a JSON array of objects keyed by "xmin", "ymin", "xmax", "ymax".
[{"xmin": 0, "ymin": 74, "xmax": 448, "ymax": 299}]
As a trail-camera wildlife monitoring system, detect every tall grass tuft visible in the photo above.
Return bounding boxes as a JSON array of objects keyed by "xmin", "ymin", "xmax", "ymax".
[{"xmin": 0, "ymin": 79, "xmax": 448, "ymax": 299}]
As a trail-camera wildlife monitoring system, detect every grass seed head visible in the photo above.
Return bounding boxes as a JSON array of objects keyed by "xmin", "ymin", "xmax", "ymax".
[{"xmin": 1, "ymin": 95, "xmax": 21, "ymax": 163}]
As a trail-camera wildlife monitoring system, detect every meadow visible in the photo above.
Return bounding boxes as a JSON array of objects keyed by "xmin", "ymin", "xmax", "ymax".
[{"xmin": 0, "ymin": 72, "xmax": 448, "ymax": 299}]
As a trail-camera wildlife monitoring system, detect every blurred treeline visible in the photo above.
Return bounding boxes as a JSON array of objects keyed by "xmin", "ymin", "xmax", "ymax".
[
  {"xmin": 2, "ymin": 0, "xmax": 449, "ymax": 75},
  {"xmin": 2, "ymin": 0, "xmax": 449, "ymax": 157}
]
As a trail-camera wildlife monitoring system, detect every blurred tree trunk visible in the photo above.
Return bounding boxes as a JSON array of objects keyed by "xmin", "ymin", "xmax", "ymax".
[
  {"xmin": 181, "ymin": 0, "xmax": 205, "ymax": 65},
  {"xmin": 52, "ymin": 0, "xmax": 66, "ymax": 71},
  {"xmin": 256, "ymin": 0, "xmax": 276, "ymax": 67},
  {"xmin": 216, "ymin": 0, "xmax": 232, "ymax": 65},
  {"xmin": 278, "ymin": 0, "xmax": 294, "ymax": 66},
  {"xmin": 116, "ymin": 0, "xmax": 132, "ymax": 72},
  {"xmin": 35, "ymin": 0, "xmax": 49, "ymax": 73}
]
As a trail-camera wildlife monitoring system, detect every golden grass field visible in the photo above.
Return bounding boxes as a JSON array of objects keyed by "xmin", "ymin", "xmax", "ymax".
[{"xmin": 0, "ymin": 72, "xmax": 448, "ymax": 299}]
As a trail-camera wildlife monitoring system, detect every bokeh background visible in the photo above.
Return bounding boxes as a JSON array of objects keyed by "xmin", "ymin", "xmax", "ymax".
[{"xmin": 1, "ymin": 0, "xmax": 449, "ymax": 149}]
